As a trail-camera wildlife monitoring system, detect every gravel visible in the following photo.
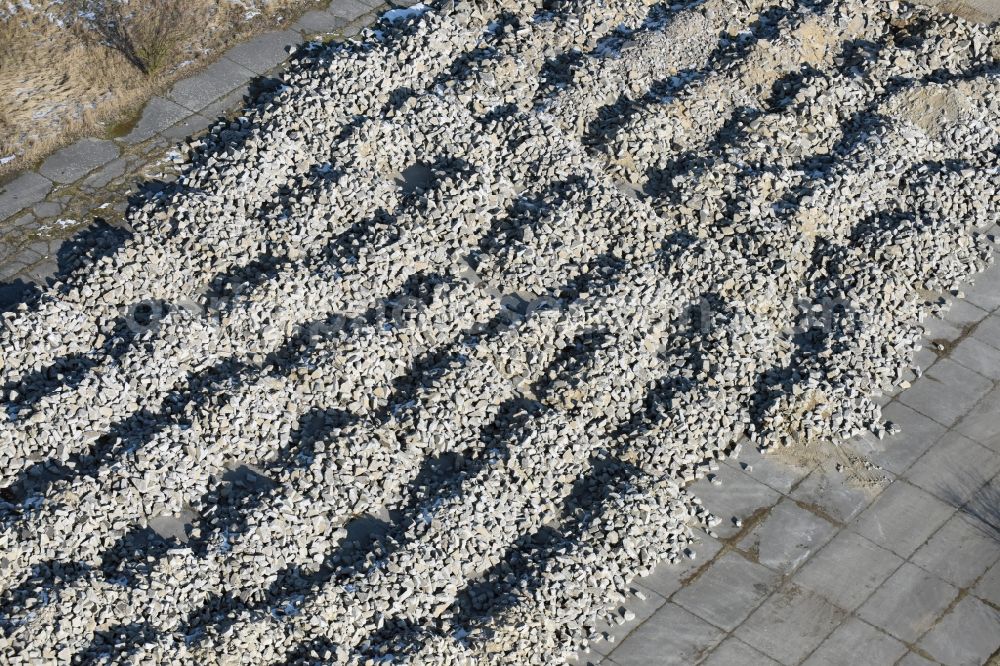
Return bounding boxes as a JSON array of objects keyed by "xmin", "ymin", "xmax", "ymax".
[{"xmin": 0, "ymin": 0, "xmax": 997, "ymax": 663}]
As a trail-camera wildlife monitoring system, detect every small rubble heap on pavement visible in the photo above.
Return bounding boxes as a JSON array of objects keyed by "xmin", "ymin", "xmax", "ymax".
[{"xmin": 0, "ymin": 0, "xmax": 998, "ymax": 663}]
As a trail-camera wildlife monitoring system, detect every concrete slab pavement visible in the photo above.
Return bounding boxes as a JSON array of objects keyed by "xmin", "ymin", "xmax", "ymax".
[{"xmin": 588, "ymin": 260, "xmax": 1000, "ymax": 666}]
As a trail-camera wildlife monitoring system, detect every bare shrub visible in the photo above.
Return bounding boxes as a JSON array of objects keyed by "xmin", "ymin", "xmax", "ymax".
[{"xmin": 63, "ymin": 0, "xmax": 205, "ymax": 75}]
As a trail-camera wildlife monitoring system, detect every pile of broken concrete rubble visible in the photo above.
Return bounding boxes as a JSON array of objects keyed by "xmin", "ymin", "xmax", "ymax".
[{"xmin": 0, "ymin": 0, "xmax": 997, "ymax": 663}]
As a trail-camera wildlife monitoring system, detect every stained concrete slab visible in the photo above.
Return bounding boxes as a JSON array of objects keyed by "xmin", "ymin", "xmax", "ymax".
[
  {"xmin": 199, "ymin": 86, "xmax": 254, "ymax": 123},
  {"xmin": 82, "ymin": 156, "xmax": 130, "ymax": 191},
  {"xmin": 609, "ymin": 602, "xmax": 724, "ymax": 665},
  {"xmin": 636, "ymin": 529, "xmax": 723, "ymax": 598},
  {"xmin": 911, "ymin": 513, "xmax": 999, "ymax": 588},
  {"xmin": 897, "ymin": 652, "xmax": 937, "ymax": 666},
  {"xmin": 724, "ymin": 441, "xmax": 816, "ymax": 495},
  {"xmin": 294, "ymin": 9, "xmax": 348, "ymax": 34},
  {"xmin": 962, "ymin": 262, "xmax": 1000, "ymax": 312},
  {"xmin": 590, "ymin": 585, "xmax": 665, "ymax": 657},
  {"xmin": 0, "ymin": 172, "xmax": 52, "ymax": 222},
  {"xmin": 857, "ymin": 562, "xmax": 960, "ymax": 643},
  {"xmin": 857, "ymin": 402, "xmax": 947, "ymax": 475},
  {"xmin": 950, "ymin": 336, "xmax": 1000, "ymax": 380},
  {"xmin": 223, "ymin": 30, "xmax": 302, "ymax": 75},
  {"xmin": 167, "ymin": 58, "xmax": 256, "ymax": 113},
  {"xmin": 973, "ymin": 558, "xmax": 1000, "ymax": 606},
  {"xmin": 852, "ymin": 481, "xmax": 955, "ymax": 558},
  {"xmin": 329, "ymin": 0, "xmax": 377, "ymax": 20},
  {"xmin": 736, "ymin": 499, "xmax": 837, "ymax": 573},
  {"xmin": 161, "ymin": 114, "xmax": 216, "ymax": 143},
  {"xmin": 790, "ymin": 458, "xmax": 889, "ymax": 524},
  {"xmin": 700, "ymin": 638, "xmax": 780, "ymax": 666},
  {"xmin": 38, "ymin": 139, "xmax": 120, "ymax": 184},
  {"xmin": 687, "ymin": 468, "xmax": 781, "ymax": 539},
  {"xmin": 792, "ymin": 531, "xmax": 902, "ymax": 612},
  {"xmin": 943, "ymin": 298, "xmax": 990, "ymax": 328},
  {"xmin": 918, "ymin": 596, "xmax": 1000, "ymax": 666},
  {"xmin": 734, "ymin": 584, "xmax": 847, "ymax": 666},
  {"xmin": 955, "ymin": 385, "xmax": 1000, "ymax": 450},
  {"xmin": 673, "ymin": 552, "xmax": 779, "ymax": 631},
  {"xmin": 904, "ymin": 431, "xmax": 1000, "ymax": 506},
  {"xmin": 802, "ymin": 618, "xmax": 907, "ymax": 666},
  {"xmin": 972, "ymin": 313, "xmax": 1000, "ymax": 350},
  {"xmin": 32, "ymin": 201, "xmax": 62, "ymax": 219},
  {"xmin": 120, "ymin": 97, "xmax": 192, "ymax": 144},
  {"xmin": 898, "ymin": 359, "xmax": 993, "ymax": 427}
]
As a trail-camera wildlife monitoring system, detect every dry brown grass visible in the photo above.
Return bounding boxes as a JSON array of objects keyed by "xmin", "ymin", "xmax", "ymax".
[
  {"xmin": 0, "ymin": 0, "xmax": 323, "ymax": 180},
  {"xmin": 64, "ymin": 0, "xmax": 212, "ymax": 76}
]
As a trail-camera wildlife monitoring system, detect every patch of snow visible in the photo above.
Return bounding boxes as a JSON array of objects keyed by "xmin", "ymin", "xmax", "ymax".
[
  {"xmin": 0, "ymin": 155, "xmax": 15, "ymax": 166},
  {"xmin": 383, "ymin": 3, "xmax": 430, "ymax": 22}
]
